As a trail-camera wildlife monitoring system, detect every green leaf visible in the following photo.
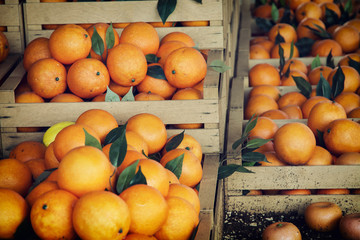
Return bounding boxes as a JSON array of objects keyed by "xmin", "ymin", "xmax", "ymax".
[
  {"xmin": 28, "ymin": 168, "xmax": 57, "ymax": 193},
  {"xmin": 348, "ymin": 57, "xmax": 360, "ymax": 74},
  {"xmin": 293, "ymin": 76, "xmax": 312, "ymax": 98},
  {"xmin": 311, "ymin": 55, "xmax": 321, "ymax": 70},
  {"xmin": 245, "ymin": 138, "xmax": 271, "ymax": 150},
  {"xmin": 324, "ymin": 7, "xmax": 340, "ymax": 28},
  {"xmin": 279, "ymin": 43, "xmax": 285, "ymax": 73},
  {"xmin": 344, "ymin": 0, "xmax": 353, "ymax": 14},
  {"xmin": 105, "ymin": 23, "xmax": 115, "ymax": 50},
  {"xmin": 331, "ymin": 66, "xmax": 345, "ymax": 98},
  {"xmin": 109, "ymin": 123, "xmax": 127, "ymax": 168},
  {"xmin": 104, "ymin": 125, "xmax": 125, "ymax": 146},
  {"xmin": 91, "ymin": 26, "xmax": 105, "ymax": 59},
  {"xmin": 271, "ymin": 3, "xmax": 279, "ymax": 23},
  {"xmin": 148, "ymin": 152, "xmax": 162, "ymax": 162},
  {"xmin": 243, "ymin": 114, "xmax": 258, "ymax": 136},
  {"xmin": 242, "ymin": 152, "xmax": 268, "ymax": 163},
  {"xmin": 316, "ymin": 130, "xmax": 325, "ymax": 148},
  {"xmin": 146, "ymin": 54, "xmax": 161, "ymax": 64},
  {"xmin": 147, "ymin": 65, "xmax": 166, "ymax": 80},
  {"xmin": 316, "ymin": 73, "xmax": 331, "ymax": 99},
  {"xmin": 305, "ymin": 24, "xmax": 331, "ymax": 39},
  {"xmin": 157, "ymin": 0, "xmax": 177, "ymax": 24},
  {"xmin": 255, "ymin": 18, "xmax": 275, "ymax": 32},
  {"xmin": 116, "ymin": 160, "xmax": 140, "ymax": 194},
  {"xmin": 121, "ymin": 86, "xmax": 135, "ymax": 101},
  {"xmin": 218, "ymin": 164, "xmax": 253, "ymax": 180},
  {"xmin": 284, "ymin": 61, "xmax": 292, "ymax": 78},
  {"xmin": 275, "ymin": 32, "xmax": 285, "ymax": 45},
  {"xmin": 209, "ymin": 59, "xmax": 231, "ymax": 73},
  {"xmin": 128, "ymin": 166, "xmax": 147, "ymax": 188},
  {"xmin": 295, "ymin": 38, "xmax": 315, "ymax": 57},
  {"xmin": 164, "ymin": 153, "xmax": 184, "ymax": 179},
  {"xmin": 232, "ymin": 135, "xmax": 248, "ymax": 150},
  {"xmin": 165, "ymin": 130, "xmax": 185, "ymax": 152},
  {"xmin": 326, "ymin": 50, "xmax": 335, "ymax": 68},
  {"xmin": 105, "ymin": 86, "xmax": 121, "ymax": 102},
  {"xmin": 289, "ymin": 41, "xmax": 294, "ymax": 60},
  {"xmin": 84, "ymin": 128, "xmax": 102, "ymax": 150}
]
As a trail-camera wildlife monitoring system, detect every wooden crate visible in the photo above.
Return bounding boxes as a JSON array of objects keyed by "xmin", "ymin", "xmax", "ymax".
[
  {"xmin": 0, "ymin": 0, "xmax": 25, "ymax": 53},
  {"xmin": 0, "ymin": 54, "xmax": 21, "ymax": 87}
]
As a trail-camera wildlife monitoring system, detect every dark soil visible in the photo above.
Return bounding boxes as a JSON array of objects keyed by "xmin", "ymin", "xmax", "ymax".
[{"xmin": 222, "ymin": 210, "xmax": 345, "ymax": 240}]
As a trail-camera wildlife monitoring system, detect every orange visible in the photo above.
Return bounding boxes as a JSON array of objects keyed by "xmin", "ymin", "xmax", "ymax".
[
  {"xmin": 167, "ymin": 183, "xmax": 200, "ymax": 214},
  {"xmin": 273, "ymin": 122, "xmax": 316, "ymax": 165},
  {"xmin": 268, "ymin": 23, "xmax": 298, "ymax": 43},
  {"xmin": 193, "ymin": 79, "xmax": 204, "ymax": 93},
  {"xmin": 86, "ymin": 22, "xmax": 120, "ymax": 61},
  {"xmin": 15, "ymin": 78, "xmax": 32, "ymax": 95},
  {"xmin": 295, "ymin": 2, "xmax": 322, "ymax": 22},
  {"xmin": 335, "ymin": 152, "xmax": 360, "ymax": 165},
  {"xmin": 277, "ymin": 91, "xmax": 307, "ymax": 109},
  {"xmin": 287, "ymin": 0, "xmax": 311, "ymax": 10},
  {"xmin": 348, "ymin": 107, "xmax": 360, "ymax": 118},
  {"xmin": 280, "ymin": 105, "xmax": 303, "ymax": 119},
  {"xmin": 249, "ymin": 63, "xmax": 281, "ymax": 86},
  {"xmin": 301, "ymin": 96, "xmax": 329, "ymax": 118},
  {"xmin": 67, "ymin": 58, "xmax": 110, "ymax": 99},
  {"xmin": 338, "ymin": 53, "xmax": 360, "ymax": 66},
  {"xmin": 248, "ymin": 85, "xmax": 281, "ymax": 101},
  {"xmin": 319, "ymin": 2, "xmax": 341, "ymax": 19},
  {"xmin": 125, "ymin": 233, "xmax": 157, "ymax": 239},
  {"xmin": 307, "ymin": 100, "xmax": 347, "ymax": 136},
  {"xmin": 9, "ymin": 141, "xmax": 46, "ymax": 163},
  {"xmin": 305, "ymin": 146, "xmax": 333, "ymax": 165},
  {"xmin": 44, "ymin": 169, "xmax": 58, "ymax": 182},
  {"xmin": 53, "ymin": 123, "xmax": 101, "ymax": 161},
  {"xmin": 248, "ymin": 116, "xmax": 278, "ymax": 139},
  {"xmin": 253, "ymin": 4, "xmax": 272, "ymax": 18},
  {"xmin": 156, "ymin": 40, "xmax": 187, "ymax": 65},
  {"xmin": 25, "ymin": 181, "xmax": 59, "ymax": 207},
  {"xmin": 0, "ymin": 31, "xmax": 9, "ymax": 63},
  {"xmin": 119, "ymin": 22, "xmax": 159, "ymax": 55},
  {"xmin": 107, "ymin": 43, "xmax": 147, "ymax": 87},
  {"xmin": 23, "ymin": 37, "xmax": 52, "ymax": 71},
  {"xmin": 154, "ymin": 196, "xmax": 198, "ymax": 240},
  {"xmin": 160, "ymin": 32, "xmax": 195, "ymax": 48},
  {"xmin": 280, "ymin": 189, "xmax": 312, "ymax": 195},
  {"xmin": 333, "ymin": 25, "xmax": 360, "ymax": 53},
  {"xmin": 296, "ymin": 18, "xmax": 326, "ymax": 40},
  {"xmin": 327, "ymin": 66, "xmax": 360, "ymax": 93},
  {"xmin": 323, "ymin": 118, "xmax": 360, "ymax": 155},
  {"xmin": 316, "ymin": 189, "xmax": 350, "ymax": 195},
  {"xmin": 281, "ymin": 58, "xmax": 308, "ymax": 75},
  {"xmin": 0, "ymin": 158, "xmax": 32, "ymax": 196},
  {"xmin": 344, "ymin": 18, "xmax": 360, "ymax": 32},
  {"xmin": 162, "ymin": 133, "xmax": 203, "ymax": 161},
  {"xmin": 49, "ymin": 24, "xmax": 92, "ymax": 65},
  {"xmin": 76, "ymin": 109, "xmax": 118, "ymax": 144},
  {"xmin": 245, "ymin": 94, "xmax": 279, "ymax": 119},
  {"xmin": 164, "ymin": 47, "xmax": 207, "ymax": 88},
  {"xmin": 313, "ymin": 0, "xmax": 333, "ymax": 3},
  {"xmin": 15, "ymin": 91, "xmax": 44, "ymax": 104},
  {"xmin": 260, "ymin": 109, "xmax": 289, "ymax": 119},
  {"xmin": 165, "ymin": 168, "xmax": 180, "ymax": 184},
  {"xmin": 0, "ymin": 189, "xmax": 29, "ymax": 239},
  {"xmin": 44, "ymin": 142, "xmax": 60, "ymax": 169},
  {"xmin": 270, "ymin": 42, "xmax": 300, "ymax": 58},
  {"xmin": 327, "ymin": 24, "xmax": 340, "ymax": 36},
  {"xmin": 250, "ymin": 36, "xmax": 269, "ymax": 45},
  {"xmin": 311, "ymin": 39, "xmax": 343, "ymax": 57},
  {"xmin": 180, "ymin": 20, "xmax": 209, "ymax": 27},
  {"xmin": 249, "ymin": 44, "xmax": 270, "ymax": 59},
  {"xmin": 126, "ymin": 113, "xmax": 167, "ymax": 155},
  {"xmin": 254, "ymin": 39, "xmax": 275, "ymax": 52},
  {"xmin": 25, "ymin": 158, "xmax": 46, "ymax": 179},
  {"xmin": 115, "ymin": 150, "xmax": 147, "ymax": 174},
  {"xmin": 119, "ymin": 184, "xmax": 168, "ymax": 236},
  {"xmin": 57, "ymin": 146, "xmax": 112, "ymax": 197},
  {"xmin": 108, "ymin": 80, "xmax": 132, "ymax": 97},
  {"xmin": 137, "ymin": 159, "xmax": 170, "ymax": 197},
  {"xmin": 334, "ymin": 92, "xmax": 360, "ymax": 114},
  {"xmin": 281, "ymin": 70, "xmax": 309, "ymax": 86},
  {"xmin": 253, "ymin": 139, "xmax": 275, "ymax": 153},
  {"xmin": 50, "ymin": 93, "xmax": 84, "ymax": 102},
  {"xmin": 308, "ymin": 65, "xmax": 333, "ymax": 85},
  {"xmin": 27, "ymin": 58, "xmax": 67, "ymax": 99},
  {"xmin": 160, "ymin": 148, "xmax": 203, "ymax": 188},
  {"xmin": 245, "ymin": 190, "xmax": 263, "ymax": 195},
  {"xmin": 113, "ymin": 22, "xmax": 130, "ymax": 28},
  {"xmin": 126, "ymin": 131, "xmax": 149, "ymax": 156},
  {"xmin": 73, "ymin": 191, "xmax": 130, "ymax": 239},
  {"xmin": 135, "ymin": 91, "xmax": 165, "ymax": 101},
  {"xmin": 30, "ymin": 189, "xmax": 78, "ymax": 240},
  {"xmin": 149, "ymin": 21, "xmax": 174, "ymax": 27},
  {"xmin": 259, "ymin": 151, "xmax": 288, "ymax": 166}
]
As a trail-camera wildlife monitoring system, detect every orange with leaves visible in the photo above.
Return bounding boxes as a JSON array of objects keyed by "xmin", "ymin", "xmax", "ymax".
[
  {"xmin": 107, "ymin": 43, "xmax": 147, "ymax": 87},
  {"xmin": 119, "ymin": 22, "xmax": 159, "ymax": 55},
  {"xmin": 319, "ymin": 2, "xmax": 341, "ymax": 19},
  {"xmin": 296, "ymin": 18, "xmax": 327, "ymax": 40},
  {"xmin": 338, "ymin": 53, "xmax": 360, "ymax": 66},
  {"xmin": 327, "ymin": 66, "xmax": 360, "ymax": 93},
  {"xmin": 0, "ymin": 31, "xmax": 9, "ymax": 63},
  {"xmin": 295, "ymin": 2, "xmax": 322, "ymax": 22},
  {"xmin": 164, "ymin": 47, "xmax": 207, "ymax": 88},
  {"xmin": 311, "ymin": 39, "xmax": 343, "ymax": 57},
  {"xmin": 149, "ymin": 21, "xmax": 174, "ymax": 27},
  {"xmin": 125, "ymin": 131, "xmax": 149, "ymax": 156},
  {"xmin": 271, "ymin": 42, "xmax": 300, "ymax": 59},
  {"xmin": 27, "ymin": 58, "xmax": 67, "ymax": 99},
  {"xmin": 308, "ymin": 66, "xmax": 333, "ymax": 85},
  {"xmin": 332, "ymin": 25, "xmax": 360, "ymax": 53},
  {"xmin": 9, "ymin": 141, "xmax": 46, "ymax": 163},
  {"xmin": 162, "ymin": 133, "xmax": 203, "ymax": 161},
  {"xmin": 282, "ymin": 58, "xmax": 308, "ymax": 75},
  {"xmin": 49, "ymin": 24, "xmax": 91, "ymax": 65},
  {"xmin": 305, "ymin": 146, "xmax": 333, "ymax": 165},
  {"xmin": 249, "ymin": 63, "xmax": 281, "ymax": 86},
  {"xmin": 268, "ymin": 23, "xmax": 298, "ymax": 43},
  {"xmin": 23, "ymin": 37, "xmax": 52, "ymax": 71},
  {"xmin": 281, "ymin": 70, "xmax": 309, "ymax": 86},
  {"xmin": 160, "ymin": 32, "xmax": 195, "ymax": 48},
  {"xmin": 114, "ymin": 150, "xmax": 146, "ymax": 174},
  {"xmin": 260, "ymin": 152, "xmax": 288, "ymax": 166},
  {"xmin": 245, "ymin": 94, "xmax": 279, "ymax": 119},
  {"xmin": 273, "ymin": 122, "xmax": 316, "ymax": 165}
]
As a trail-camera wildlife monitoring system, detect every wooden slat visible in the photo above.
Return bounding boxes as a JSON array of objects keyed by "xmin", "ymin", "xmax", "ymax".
[
  {"xmin": 0, "ymin": 54, "xmax": 21, "ymax": 84},
  {"xmin": 0, "ymin": 4, "xmax": 20, "ymax": 26},
  {"xmin": 195, "ymin": 211, "xmax": 213, "ymax": 240}
]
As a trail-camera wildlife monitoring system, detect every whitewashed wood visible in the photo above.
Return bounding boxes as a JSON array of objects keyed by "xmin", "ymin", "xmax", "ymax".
[
  {"xmin": 195, "ymin": 211, "xmax": 213, "ymax": 240},
  {"xmin": 0, "ymin": 54, "xmax": 21, "ymax": 84},
  {"xmin": 213, "ymin": 179, "xmax": 225, "ymax": 240},
  {"xmin": 0, "ymin": 4, "xmax": 20, "ymax": 25}
]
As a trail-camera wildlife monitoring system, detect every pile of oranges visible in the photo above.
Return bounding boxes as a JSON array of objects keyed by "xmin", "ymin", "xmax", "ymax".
[
  {"xmin": 250, "ymin": 0, "xmax": 360, "ymax": 59},
  {"xmin": 0, "ymin": 109, "xmax": 203, "ymax": 239}
]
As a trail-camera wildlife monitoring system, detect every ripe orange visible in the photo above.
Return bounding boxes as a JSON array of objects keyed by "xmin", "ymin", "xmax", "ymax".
[
  {"xmin": 277, "ymin": 91, "xmax": 307, "ymax": 109},
  {"xmin": 119, "ymin": 184, "xmax": 168, "ymax": 236},
  {"xmin": 0, "ymin": 158, "xmax": 32, "ymax": 196},
  {"xmin": 344, "ymin": 18, "xmax": 360, "ymax": 32},
  {"xmin": 249, "ymin": 44, "xmax": 270, "ymax": 59},
  {"xmin": 160, "ymin": 32, "xmax": 195, "ymax": 48},
  {"xmin": 335, "ymin": 152, "xmax": 360, "ymax": 165},
  {"xmin": 0, "ymin": 189, "xmax": 29, "ymax": 239},
  {"xmin": 160, "ymin": 148, "xmax": 203, "ymax": 188},
  {"xmin": 126, "ymin": 113, "xmax": 167, "ymax": 155},
  {"xmin": 280, "ymin": 105, "xmax": 303, "ymax": 119},
  {"xmin": 180, "ymin": 20, "xmax": 209, "ymax": 27},
  {"xmin": 149, "ymin": 21, "xmax": 174, "ymax": 27},
  {"xmin": 107, "ymin": 43, "xmax": 147, "ymax": 87},
  {"xmin": 15, "ymin": 91, "xmax": 44, "ymax": 105},
  {"xmin": 25, "ymin": 158, "xmax": 46, "ymax": 179},
  {"xmin": 156, "ymin": 40, "xmax": 187, "ymax": 65},
  {"xmin": 76, "ymin": 109, "xmax": 118, "ymax": 144},
  {"xmin": 30, "ymin": 189, "xmax": 78, "ymax": 240},
  {"xmin": 0, "ymin": 31, "xmax": 9, "ymax": 63},
  {"xmin": 260, "ymin": 151, "xmax": 288, "ymax": 166},
  {"xmin": 135, "ymin": 91, "xmax": 165, "ymax": 101},
  {"xmin": 253, "ymin": 4, "xmax": 272, "ymax": 18},
  {"xmin": 23, "ymin": 37, "xmax": 52, "ymax": 71},
  {"xmin": 136, "ymin": 72, "xmax": 177, "ymax": 100},
  {"xmin": 297, "ymin": 18, "xmax": 326, "ymax": 40},
  {"xmin": 295, "ymin": 2, "xmax": 322, "ymax": 23},
  {"xmin": 57, "ymin": 146, "xmax": 112, "ymax": 197},
  {"xmin": 327, "ymin": 66, "xmax": 360, "ymax": 93},
  {"xmin": 281, "ymin": 70, "xmax": 309, "ymax": 86},
  {"xmin": 281, "ymin": 59, "xmax": 308, "ymax": 75},
  {"xmin": 167, "ymin": 183, "xmax": 200, "ymax": 214},
  {"xmin": 323, "ymin": 119, "xmax": 360, "ymax": 155},
  {"xmin": 119, "ymin": 22, "xmax": 159, "ymax": 55},
  {"xmin": 108, "ymin": 80, "xmax": 132, "ymax": 97},
  {"xmin": 50, "ymin": 93, "xmax": 84, "ymax": 102},
  {"xmin": 254, "ymin": 39, "xmax": 275, "ymax": 52},
  {"xmin": 53, "ymin": 123, "xmax": 101, "ymax": 161},
  {"xmin": 25, "ymin": 181, "xmax": 59, "ymax": 207},
  {"xmin": 270, "ymin": 42, "xmax": 300, "ymax": 59},
  {"xmin": 273, "ymin": 122, "xmax": 316, "ymax": 165},
  {"xmin": 334, "ymin": 92, "xmax": 360, "ymax": 114},
  {"xmin": 311, "ymin": 39, "xmax": 343, "ymax": 57},
  {"xmin": 27, "ymin": 58, "xmax": 67, "ymax": 99},
  {"xmin": 44, "ymin": 142, "xmax": 60, "ymax": 169},
  {"xmin": 253, "ymin": 139, "xmax": 275, "ymax": 153},
  {"xmin": 154, "ymin": 196, "xmax": 198, "ymax": 240},
  {"xmin": 73, "ymin": 191, "xmax": 130, "ymax": 239},
  {"xmin": 165, "ymin": 168, "xmax": 180, "ymax": 184},
  {"xmin": 307, "ymin": 100, "xmax": 347, "ymax": 136},
  {"xmin": 162, "ymin": 133, "xmax": 203, "ymax": 161},
  {"xmin": 316, "ymin": 189, "xmax": 350, "ymax": 195},
  {"xmin": 260, "ymin": 109, "xmax": 289, "ymax": 119},
  {"xmin": 305, "ymin": 146, "xmax": 333, "ymax": 165},
  {"xmin": 115, "ymin": 150, "xmax": 147, "ymax": 174},
  {"xmin": 280, "ymin": 189, "xmax": 312, "ymax": 195},
  {"xmin": 333, "ymin": 25, "xmax": 360, "ymax": 53},
  {"xmin": 245, "ymin": 94, "xmax": 279, "ymax": 119},
  {"xmin": 125, "ymin": 131, "xmax": 149, "ymax": 156},
  {"xmin": 9, "ymin": 141, "xmax": 46, "ymax": 163},
  {"xmin": 164, "ymin": 47, "xmax": 207, "ymax": 88},
  {"xmin": 49, "ymin": 24, "xmax": 92, "ymax": 65},
  {"xmin": 348, "ymin": 107, "xmax": 360, "ymax": 118},
  {"xmin": 249, "ymin": 63, "xmax": 281, "ymax": 86},
  {"xmin": 248, "ymin": 85, "xmax": 281, "ymax": 101},
  {"xmin": 268, "ymin": 23, "xmax": 298, "ymax": 43},
  {"xmin": 287, "ymin": 0, "xmax": 311, "ymax": 10},
  {"xmin": 338, "ymin": 53, "xmax": 360, "ymax": 66},
  {"xmin": 86, "ymin": 22, "xmax": 120, "ymax": 61},
  {"xmin": 308, "ymin": 66, "xmax": 333, "ymax": 85},
  {"xmin": 113, "ymin": 22, "xmax": 130, "ymax": 28},
  {"xmin": 319, "ymin": 2, "xmax": 341, "ymax": 19},
  {"xmin": 301, "ymin": 96, "xmax": 329, "ymax": 118},
  {"xmin": 248, "ymin": 116, "xmax": 278, "ymax": 139},
  {"xmin": 67, "ymin": 58, "xmax": 110, "ymax": 99}
]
